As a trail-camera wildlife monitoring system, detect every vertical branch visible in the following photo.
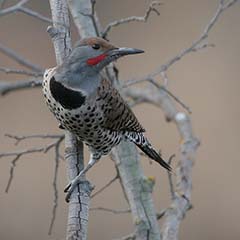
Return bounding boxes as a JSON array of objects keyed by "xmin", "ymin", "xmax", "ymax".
[
  {"xmin": 48, "ymin": 1, "xmax": 92, "ymax": 239},
  {"xmin": 124, "ymin": 87, "xmax": 200, "ymax": 240},
  {"xmin": 161, "ymin": 112, "xmax": 199, "ymax": 240},
  {"xmin": 67, "ymin": 0, "xmax": 98, "ymax": 37},
  {"xmin": 67, "ymin": 0, "xmax": 161, "ymax": 239},
  {"xmin": 112, "ymin": 142, "xmax": 161, "ymax": 240},
  {"xmin": 65, "ymin": 133, "xmax": 93, "ymax": 240}
]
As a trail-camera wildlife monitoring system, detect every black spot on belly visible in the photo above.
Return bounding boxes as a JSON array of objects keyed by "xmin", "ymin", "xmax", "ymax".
[{"xmin": 50, "ymin": 76, "xmax": 86, "ymax": 110}]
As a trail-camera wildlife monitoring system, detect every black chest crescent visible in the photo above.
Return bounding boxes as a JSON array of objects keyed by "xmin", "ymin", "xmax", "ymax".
[{"xmin": 49, "ymin": 77, "xmax": 86, "ymax": 110}]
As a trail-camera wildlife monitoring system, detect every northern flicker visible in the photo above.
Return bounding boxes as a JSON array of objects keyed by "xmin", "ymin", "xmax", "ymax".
[{"xmin": 43, "ymin": 37, "xmax": 171, "ymax": 202}]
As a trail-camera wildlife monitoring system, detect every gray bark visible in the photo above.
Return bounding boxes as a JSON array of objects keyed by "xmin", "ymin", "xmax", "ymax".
[
  {"xmin": 125, "ymin": 87, "xmax": 200, "ymax": 240},
  {"xmin": 48, "ymin": 1, "xmax": 93, "ymax": 239},
  {"xmin": 112, "ymin": 142, "xmax": 161, "ymax": 240}
]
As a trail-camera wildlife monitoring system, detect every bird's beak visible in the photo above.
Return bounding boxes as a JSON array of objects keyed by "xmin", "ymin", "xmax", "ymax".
[
  {"xmin": 107, "ymin": 47, "xmax": 144, "ymax": 58},
  {"xmin": 93, "ymin": 47, "xmax": 144, "ymax": 70}
]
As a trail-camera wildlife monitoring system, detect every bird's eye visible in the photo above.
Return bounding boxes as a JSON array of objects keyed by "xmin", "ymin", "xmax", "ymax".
[{"xmin": 92, "ymin": 44, "xmax": 100, "ymax": 50}]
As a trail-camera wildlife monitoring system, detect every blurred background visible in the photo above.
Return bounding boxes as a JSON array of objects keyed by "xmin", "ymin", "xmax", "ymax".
[{"xmin": 0, "ymin": 0, "xmax": 240, "ymax": 239}]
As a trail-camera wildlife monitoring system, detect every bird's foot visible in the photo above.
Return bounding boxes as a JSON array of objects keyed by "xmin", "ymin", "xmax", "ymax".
[{"xmin": 64, "ymin": 175, "xmax": 84, "ymax": 202}]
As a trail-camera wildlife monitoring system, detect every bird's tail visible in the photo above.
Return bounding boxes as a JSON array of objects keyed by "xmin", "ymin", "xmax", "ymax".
[{"xmin": 125, "ymin": 132, "xmax": 171, "ymax": 172}]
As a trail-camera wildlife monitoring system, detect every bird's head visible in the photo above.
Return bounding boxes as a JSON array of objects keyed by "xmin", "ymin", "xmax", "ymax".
[{"xmin": 68, "ymin": 37, "xmax": 144, "ymax": 73}]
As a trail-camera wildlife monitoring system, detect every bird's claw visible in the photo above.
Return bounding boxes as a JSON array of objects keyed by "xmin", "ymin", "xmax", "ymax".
[
  {"xmin": 64, "ymin": 177, "xmax": 84, "ymax": 202},
  {"xmin": 64, "ymin": 183, "xmax": 71, "ymax": 193},
  {"xmin": 64, "ymin": 182, "xmax": 74, "ymax": 203},
  {"xmin": 65, "ymin": 190, "xmax": 72, "ymax": 202}
]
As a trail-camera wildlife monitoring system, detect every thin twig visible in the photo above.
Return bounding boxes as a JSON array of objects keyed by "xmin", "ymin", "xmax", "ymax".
[
  {"xmin": 124, "ymin": 0, "xmax": 239, "ymax": 87},
  {"xmin": 0, "ymin": 67, "xmax": 43, "ymax": 77},
  {"xmin": 113, "ymin": 233, "xmax": 136, "ymax": 240},
  {"xmin": 48, "ymin": 138, "xmax": 63, "ymax": 235},
  {"xmin": 1, "ymin": 134, "xmax": 64, "ymax": 193},
  {"xmin": 113, "ymin": 209, "xmax": 166, "ymax": 240},
  {"xmin": 101, "ymin": 1, "xmax": 162, "ymax": 38},
  {"xmin": 0, "ymin": 78, "xmax": 42, "ymax": 96},
  {"xmin": 0, "ymin": 42, "xmax": 43, "ymax": 72},
  {"xmin": 4, "ymin": 155, "xmax": 20, "ymax": 193},
  {"xmin": 161, "ymin": 86, "xmax": 192, "ymax": 114},
  {"xmin": 90, "ymin": 207, "xmax": 131, "ymax": 214},
  {"xmin": 0, "ymin": 0, "xmax": 52, "ymax": 23},
  {"xmin": 19, "ymin": 7, "xmax": 53, "ymax": 23},
  {"xmin": 75, "ymin": 0, "xmax": 100, "ymax": 36},
  {"xmin": 167, "ymin": 154, "xmax": 176, "ymax": 200},
  {"xmin": 5, "ymin": 133, "xmax": 64, "ymax": 145},
  {"xmin": 0, "ymin": 0, "xmax": 28, "ymax": 17},
  {"xmin": 2, "ymin": 143, "xmax": 56, "ymax": 192},
  {"xmin": 91, "ymin": 174, "xmax": 119, "ymax": 198},
  {"xmin": 147, "ymin": 78, "xmax": 192, "ymax": 114},
  {"xmin": 102, "ymin": 1, "xmax": 162, "ymax": 38}
]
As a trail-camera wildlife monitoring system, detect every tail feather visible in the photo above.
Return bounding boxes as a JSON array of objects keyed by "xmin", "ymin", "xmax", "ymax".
[
  {"xmin": 125, "ymin": 132, "xmax": 171, "ymax": 171},
  {"xmin": 136, "ymin": 143, "xmax": 172, "ymax": 172}
]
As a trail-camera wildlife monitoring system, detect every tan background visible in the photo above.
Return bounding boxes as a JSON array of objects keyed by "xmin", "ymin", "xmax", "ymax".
[{"xmin": 1, "ymin": 0, "xmax": 240, "ymax": 239}]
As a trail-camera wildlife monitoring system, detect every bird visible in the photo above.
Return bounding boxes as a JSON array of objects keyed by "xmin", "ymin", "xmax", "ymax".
[{"xmin": 42, "ymin": 37, "xmax": 171, "ymax": 202}]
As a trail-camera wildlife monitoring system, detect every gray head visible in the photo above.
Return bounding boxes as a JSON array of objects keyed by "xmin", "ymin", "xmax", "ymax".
[{"xmin": 56, "ymin": 37, "xmax": 144, "ymax": 92}]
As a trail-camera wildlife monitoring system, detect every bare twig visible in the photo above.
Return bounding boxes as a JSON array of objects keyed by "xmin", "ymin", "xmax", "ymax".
[
  {"xmin": 112, "ymin": 142, "xmax": 161, "ymax": 240},
  {"xmin": 91, "ymin": 174, "xmax": 119, "ymax": 198},
  {"xmin": 145, "ymin": 78, "xmax": 192, "ymax": 114},
  {"xmin": 72, "ymin": 0, "xmax": 100, "ymax": 37},
  {"xmin": 19, "ymin": 7, "xmax": 53, "ymax": 23},
  {"xmin": 113, "ymin": 233, "xmax": 136, "ymax": 240},
  {"xmin": 5, "ymin": 133, "xmax": 64, "ymax": 145},
  {"xmin": 0, "ymin": 78, "xmax": 42, "ymax": 96},
  {"xmin": 167, "ymin": 154, "xmax": 176, "ymax": 200},
  {"xmin": 102, "ymin": 1, "xmax": 162, "ymax": 38},
  {"xmin": 48, "ymin": 137, "xmax": 62, "ymax": 235},
  {"xmin": 124, "ymin": 0, "xmax": 239, "ymax": 88},
  {"xmin": 90, "ymin": 207, "xmax": 131, "ymax": 214},
  {"xmin": 0, "ymin": 0, "xmax": 28, "ymax": 17},
  {"xmin": 67, "ymin": 0, "xmax": 99, "ymax": 37},
  {"xmin": 0, "ymin": 42, "xmax": 43, "ymax": 72},
  {"xmin": 0, "ymin": 0, "xmax": 52, "ymax": 23},
  {"xmin": 113, "ymin": 209, "xmax": 167, "ymax": 240},
  {"xmin": 2, "ymin": 138, "xmax": 64, "ymax": 193},
  {"xmin": 0, "ymin": 67, "xmax": 43, "ymax": 77},
  {"xmin": 160, "ymin": 87, "xmax": 192, "ymax": 114},
  {"xmin": 2, "ymin": 133, "xmax": 64, "ymax": 233}
]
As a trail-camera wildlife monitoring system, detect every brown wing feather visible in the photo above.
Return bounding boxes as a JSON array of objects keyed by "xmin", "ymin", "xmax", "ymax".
[{"xmin": 97, "ymin": 79, "xmax": 145, "ymax": 133}]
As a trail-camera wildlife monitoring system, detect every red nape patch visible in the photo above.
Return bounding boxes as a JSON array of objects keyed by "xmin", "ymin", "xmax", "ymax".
[{"xmin": 87, "ymin": 54, "xmax": 107, "ymax": 65}]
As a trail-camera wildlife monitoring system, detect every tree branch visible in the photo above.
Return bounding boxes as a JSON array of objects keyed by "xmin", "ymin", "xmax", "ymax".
[
  {"xmin": 48, "ymin": 137, "xmax": 62, "ymax": 235},
  {"xmin": 67, "ymin": 0, "xmax": 99, "ymax": 37},
  {"xmin": 0, "ymin": 67, "xmax": 43, "ymax": 77},
  {"xmin": 48, "ymin": 1, "xmax": 93, "ymax": 240},
  {"xmin": 0, "ymin": 42, "xmax": 43, "ymax": 72},
  {"xmin": 19, "ymin": 7, "xmax": 53, "ymax": 23},
  {"xmin": 111, "ymin": 142, "xmax": 161, "ymax": 240},
  {"xmin": 124, "ymin": 0, "xmax": 239, "ymax": 88},
  {"xmin": 0, "ymin": 0, "xmax": 52, "ymax": 23},
  {"xmin": 101, "ymin": 1, "xmax": 162, "ymax": 38},
  {"xmin": 0, "ymin": 78, "xmax": 42, "ymax": 96},
  {"xmin": 90, "ymin": 207, "xmax": 131, "ymax": 214},
  {"xmin": 91, "ymin": 174, "xmax": 119, "ymax": 199},
  {"xmin": 1, "ymin": 135, "xmax": 64, "ymax": 193},
  {"xmin": 0, "ymin": 0, "xmax": 29, "ymax": 17}
]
